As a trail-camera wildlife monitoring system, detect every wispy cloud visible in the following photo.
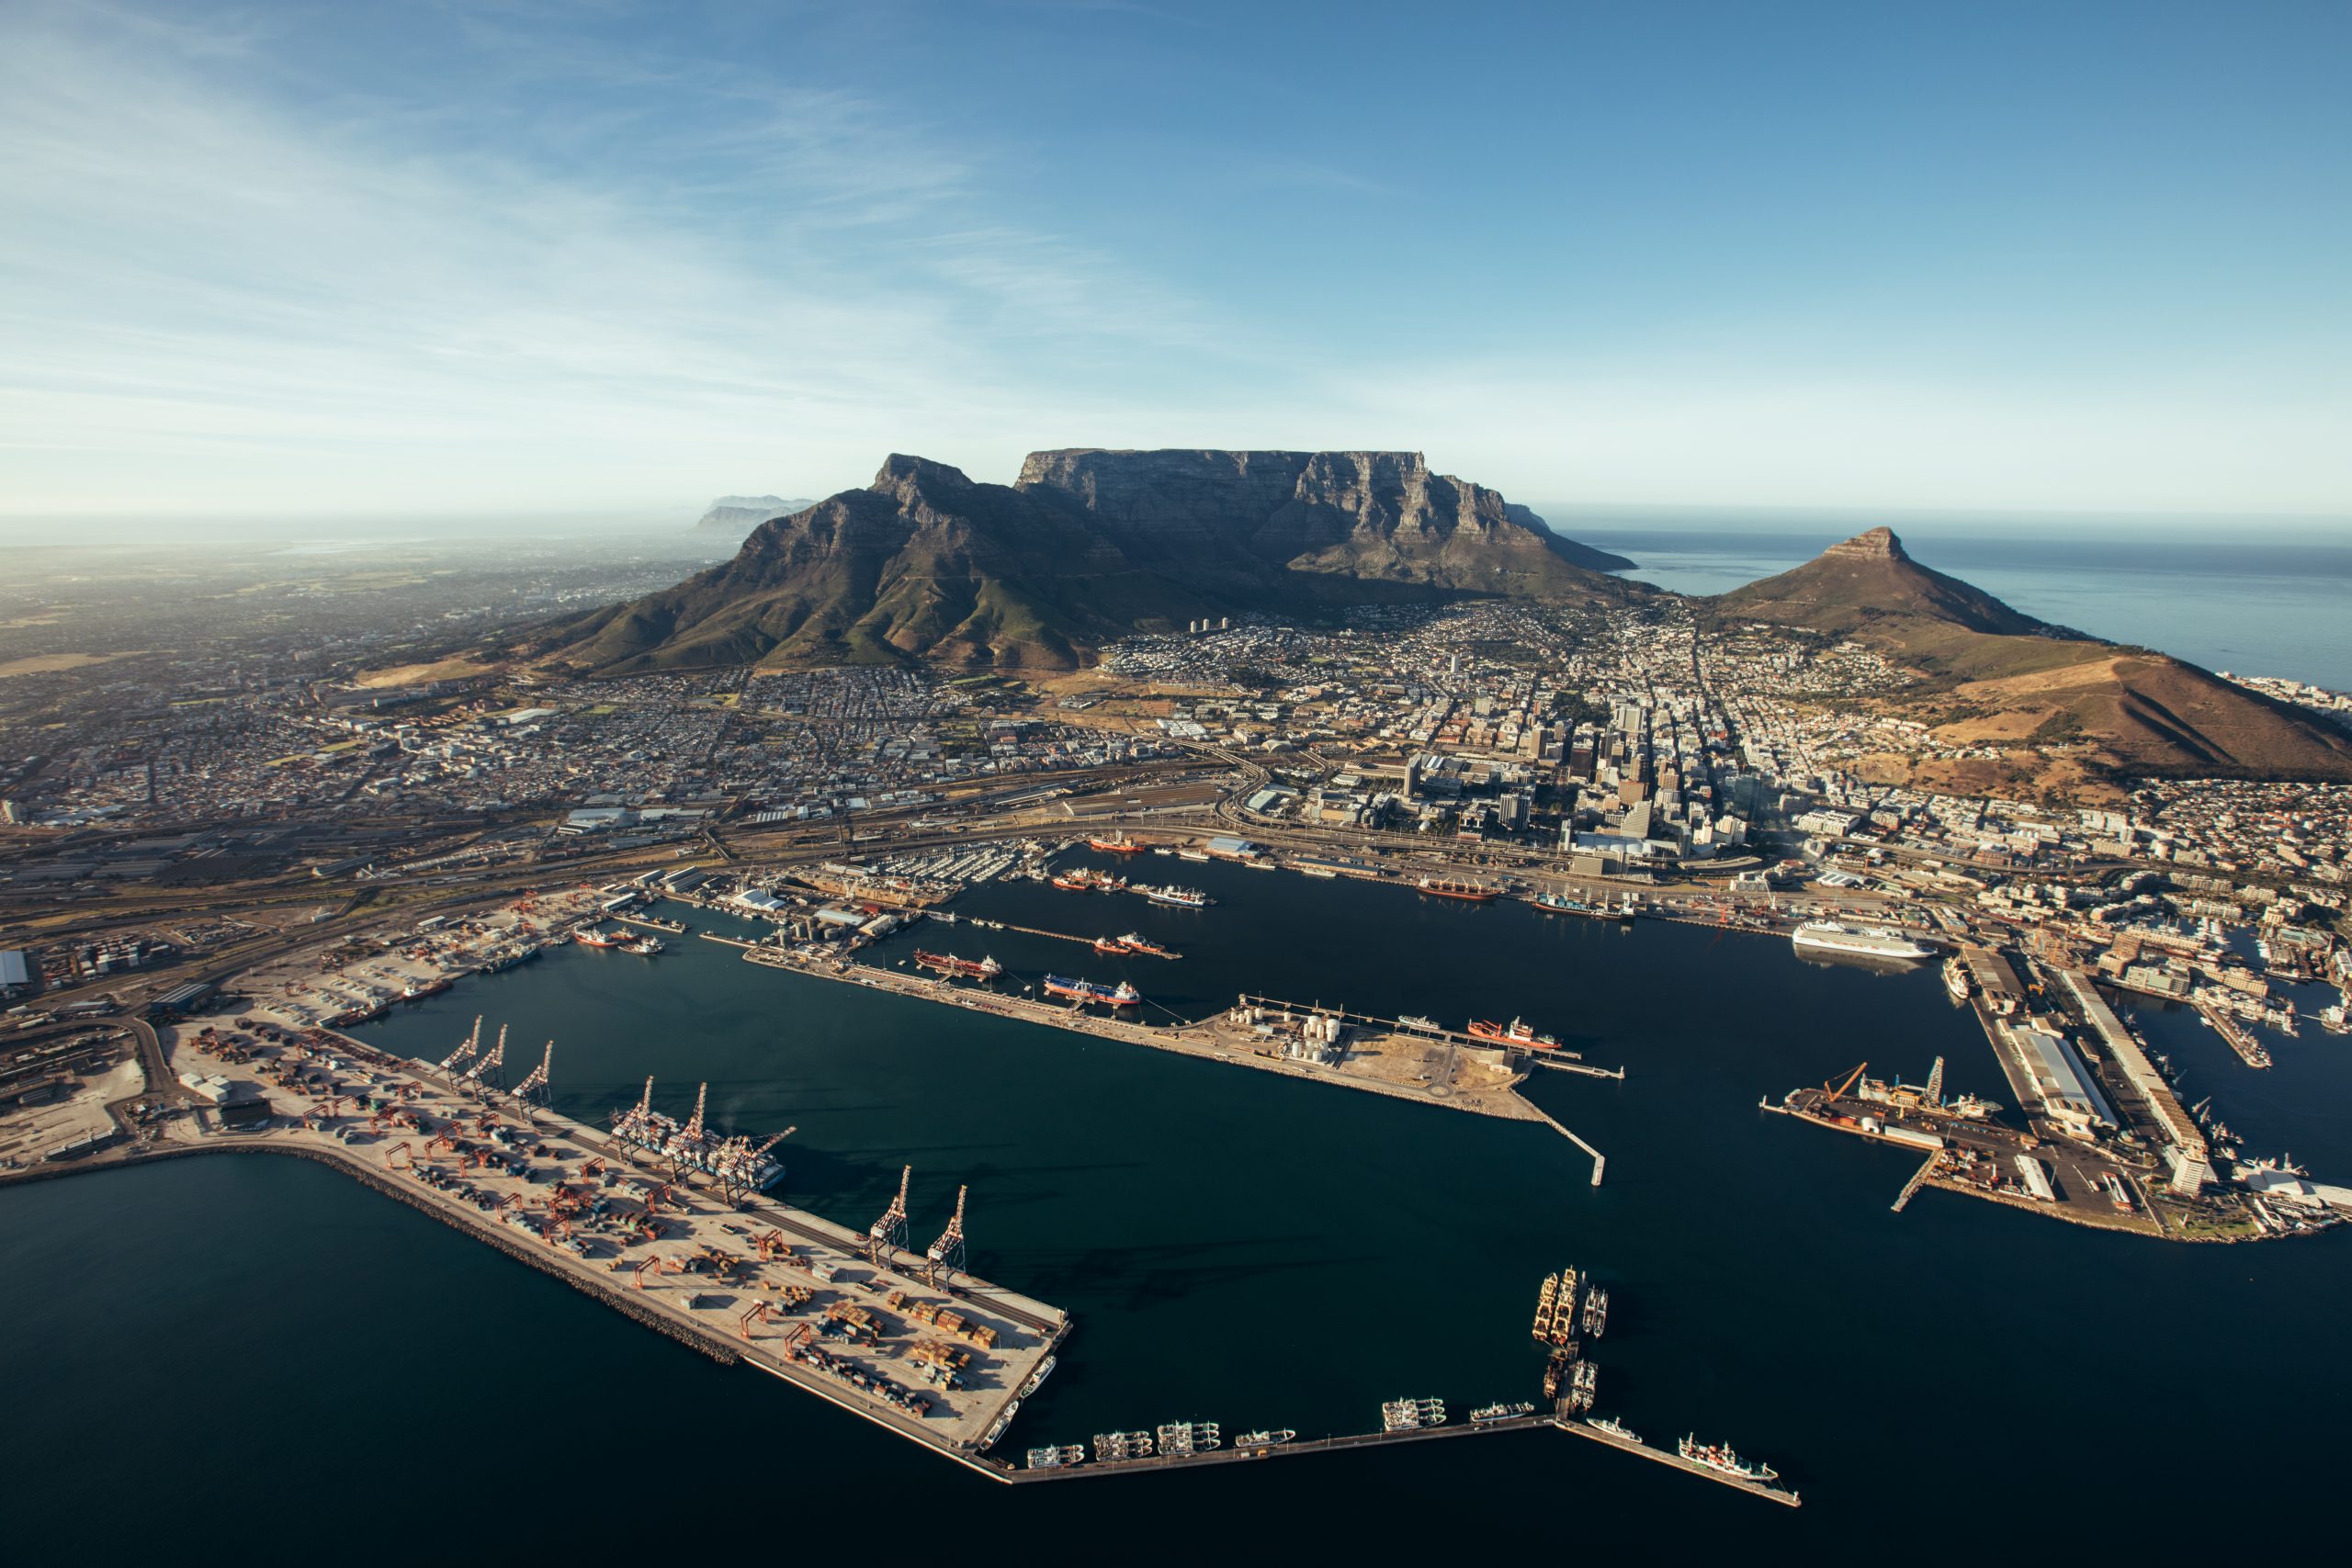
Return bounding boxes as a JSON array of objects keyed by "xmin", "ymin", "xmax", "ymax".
[{"xmin": 0, "ymin": 2, "xmax": 1246, "ymax": 517}]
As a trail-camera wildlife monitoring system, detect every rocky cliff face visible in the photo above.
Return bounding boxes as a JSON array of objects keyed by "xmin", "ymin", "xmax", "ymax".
[
  {"xmin": 533, "ymin": 448, "xmax": 1645, "ymax": 674},
  {"xmin": 1016, "ymin": 447, "xmax": 1623, "ymax": 593},
  {"xmin": 691, "ymin": 494, "xmax": 815, "ymax": 537}
]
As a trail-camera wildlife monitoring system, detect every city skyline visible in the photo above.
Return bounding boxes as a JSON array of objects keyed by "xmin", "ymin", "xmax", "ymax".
[{"xmin": 5, "ymin": 0, "xmax": 2349, "ymax": 525}]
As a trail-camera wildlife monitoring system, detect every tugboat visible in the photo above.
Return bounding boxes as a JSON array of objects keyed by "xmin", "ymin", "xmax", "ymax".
[
  {"xmin": 625, "ymin": 935, "xmax": 665, "ymax": 956},
  {"xmin": 1117, "ymin": 933, "xmax": 1179, "ymax": 959},
  {"xmin": 1092, "ymin": 935, "xmax": 1132, "ymax": 955}
]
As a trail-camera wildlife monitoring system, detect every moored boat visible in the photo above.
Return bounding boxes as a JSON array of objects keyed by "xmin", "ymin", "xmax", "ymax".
[
  {"xmin": 1044, "ymin": 974, "xmax": 1141, "ymax": 1007},
  {"xmin": 1418, "ymin": 876, "xmax": 1498, "ymax": 902},
  {"xmin": 1468, "ymin": 1015, "xmax": 1560, "ymax": 1049}
]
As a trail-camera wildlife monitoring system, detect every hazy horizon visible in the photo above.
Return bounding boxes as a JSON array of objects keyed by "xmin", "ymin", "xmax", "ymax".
[{"xmin": 5, "ymin": 2, "xmax": 2348, "ymax": 523}]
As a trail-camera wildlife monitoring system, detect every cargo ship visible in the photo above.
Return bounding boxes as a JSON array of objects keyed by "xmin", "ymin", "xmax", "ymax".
[
  {"xmin": 1044, "ymin": 974, "xmax": 1141, "ymax": 1007},
  {"xmin": 1418, "ymin": 876, "xmax": 1499, "ymax": 902},
  {"xmin": 915, "ymin": 950, "xmax": 1003, "ymax": 980},
  {"xmin": 475, "ymin": 942, "xmax": 541, "ymax": 975},
  {"xmin": 1117, "ymin": 933, "xmax": 1179, "ymax": 959},
  {"xmin": 1679, "ymin": 1435, "xmax": 1780, "ymax": 1483},
  {"xmin": 1469, "ymin": 1016, "xmax": 1561, "ymax": 1049},
  {"xmin": 1532, "ymin": 891, "xmax": 1603, "ymax": 916},
  {"xmin": 1087, "ymin": 833, "xmax": 1147, "ymax": 854},
  {"xmin": 1144, "ymin": 885, "xmax": 1209, "ymax": 908},
  {"xmin": 1792, "ymin": 920, "xmax": 1933, "ymax": 962}
]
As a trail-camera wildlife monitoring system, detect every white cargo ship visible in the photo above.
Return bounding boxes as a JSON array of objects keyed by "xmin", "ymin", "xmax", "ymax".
[{"xmin": 1791, "ymin": 919, "xmax": 1933, "ymax": 962}]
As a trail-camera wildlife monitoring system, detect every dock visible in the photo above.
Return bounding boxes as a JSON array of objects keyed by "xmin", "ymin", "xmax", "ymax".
[
  {"xmin": 1557, "ymin": 1416, "xmax": 1802, "ymax": 1506},
  {"xmin": 143, "ymin": 1021, "xmax": 1069, "ymax": 1475},
  {"xmin": 735, "ymin": 946, "xmax": 1566, "ymax": 1126}
]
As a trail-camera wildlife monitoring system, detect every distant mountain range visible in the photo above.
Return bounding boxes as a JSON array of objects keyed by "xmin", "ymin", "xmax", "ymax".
[
  {"xmin": 510, "ymin": 454, "xmax": 2351, "ymax": 786},
  {"xmin": 692, "ymin": 495, "xmax": 818, "ymax": 540},
  {"xmin": 537, "ymin": 449, "xmax": 1649, "ymax": 674}
]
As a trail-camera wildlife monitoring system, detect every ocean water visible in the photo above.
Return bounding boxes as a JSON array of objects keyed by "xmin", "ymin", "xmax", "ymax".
[
  {"xmin": 4, "ymin": 859, "xmax": 2344, "ymax": 1562},
  {"xmin": 1563, "ymin": 523, "xmax": 2352, "ymax": 693}
]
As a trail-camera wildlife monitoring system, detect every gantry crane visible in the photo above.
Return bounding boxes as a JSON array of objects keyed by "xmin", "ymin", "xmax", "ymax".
[
  {"xmin": 868, "ymin": 1165, "xmax": 911, "ymax": 1264},
  {"xmin": 439, "ymin": 1016, "xmax": 482, "ymax": 1077},
  {"xmin": 464, "ymin": 1025, "xmax": 507, "ymax": 1095},
  {"xmin": 924, "ymin": 1185, "xmax": 967, "ymax": 1288},
  {"xmin": 512, "ymin": 1041, "xmax": 552, "ymax": 1107}
]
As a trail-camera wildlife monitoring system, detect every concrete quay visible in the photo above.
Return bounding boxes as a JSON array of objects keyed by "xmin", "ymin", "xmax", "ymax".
[
  {"xmin": 149, "ymin": 1023, "xmax": 1069, "ymax": 1474},
  {"xmin": 739, "ymin": 942, "xmax": 1557, "ymax": 1126}
]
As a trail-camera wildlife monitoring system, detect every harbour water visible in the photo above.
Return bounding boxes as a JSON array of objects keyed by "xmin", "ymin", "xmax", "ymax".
[
  {"xmin": 1566, "ymin": 520, "xmax": 2352, "ymax": 693},
  {"xmin": 4, "ymin": 856, "xmax": 2345, "ymax": 1560}
]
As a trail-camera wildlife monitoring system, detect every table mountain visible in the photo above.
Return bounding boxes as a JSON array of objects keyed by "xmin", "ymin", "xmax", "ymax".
[
  {"xmin": 534, "ymin": 449, "xmax": 1645, "ymax": 674},
  {"xmin": 692, "ymin": 494, "xmax": 817, "ymax": 541}
]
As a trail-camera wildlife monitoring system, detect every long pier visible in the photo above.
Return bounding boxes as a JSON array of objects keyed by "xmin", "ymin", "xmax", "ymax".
[
  {"xmin": 1557, "ymin": 1416, "xmax": 1803, "ymax": 1506},
  {"xmin": 1010, "ymin": 1413, "xmax": 1553, "ymax": 1482}
]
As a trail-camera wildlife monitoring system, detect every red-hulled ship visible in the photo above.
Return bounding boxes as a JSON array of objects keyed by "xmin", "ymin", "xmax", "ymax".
[
  {"xmin": 1417, "ymin": 876, "xmax": 1499, "ymax": 902},
  {"xmin": 1467, "ymin": 1015, "xmax": 1560, "ymax": 1049},
  {"xmin": 914, "ymin": 950, "xmax": 1003, "ymax": 980},
  {"xmin": 1088, "ymin": 833, "xmax": 1148, "ymax": 854},
  {"xmin": 1044, "ymin": 974, "xmax": 1141, "ymax": 1006}
]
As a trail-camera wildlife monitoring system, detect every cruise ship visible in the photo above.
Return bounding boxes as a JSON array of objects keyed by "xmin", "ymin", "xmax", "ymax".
[{"xmin": 1791, "ymin": 919, "xmax": 1934, "ymax": 962}]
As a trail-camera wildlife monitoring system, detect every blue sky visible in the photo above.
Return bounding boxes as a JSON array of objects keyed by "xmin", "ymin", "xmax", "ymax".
[{"xmin": 3, "ymin": 0, "xmax": 2347, "ymax": 524}]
